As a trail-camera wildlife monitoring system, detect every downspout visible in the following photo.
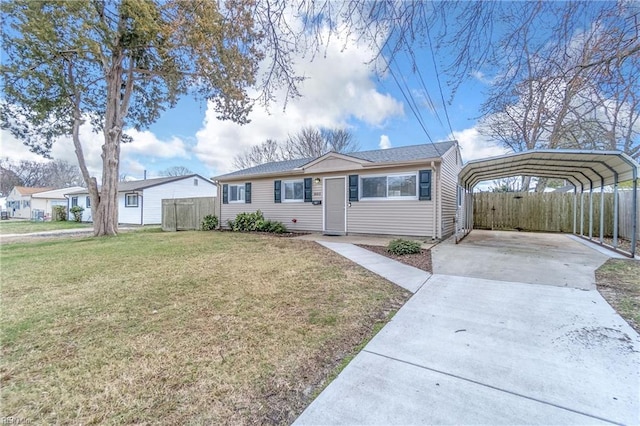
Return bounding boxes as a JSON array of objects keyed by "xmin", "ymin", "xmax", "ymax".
[
  {"xmin": 431, "ymin": 161, "xmax": 438, "ymax": 239},
  {"xmin": 216, "ymin": 181, "xmax": 222, "ymax": 229},
  {"xmin": 140, "ymin": 192, "xmax": 144, "ymax": 225}
]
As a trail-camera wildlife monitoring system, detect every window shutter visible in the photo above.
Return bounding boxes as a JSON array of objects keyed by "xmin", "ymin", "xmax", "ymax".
[
  {"xmin": 419, "ymin": 170, "xmax": 432, "ymax": 200},
  {"xmin": 245, "ymin": 183, "xmax": 251, "ymax": 204},
  {"xmin": 348, "ymin": 175, "xmax": 359, "ymax": 202},
  {"xmin": 274, "ymin": 180, "xmax": 281, "ymax": 203},
  {"xmin": 304, "ymin": 178, "xmax": 312, "ymax": 202},
  {"xmin": 222, "ymin": 184, "xmax": 229, "ymax": 204}
]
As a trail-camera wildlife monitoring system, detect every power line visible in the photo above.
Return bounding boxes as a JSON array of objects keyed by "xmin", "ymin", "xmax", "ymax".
[{"xmin": 426, "ymin": 24, "xmax": 455, "ymax": 139}]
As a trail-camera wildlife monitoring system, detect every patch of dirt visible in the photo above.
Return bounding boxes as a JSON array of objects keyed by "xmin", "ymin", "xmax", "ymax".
[
  {"xmin": 356, "ymin": 244, "xmax": 432, "ymax": 273},
  {"xmin": 596, "ymin": 259, "xmax": 640, "ymax": 334},
  {"xmin": 600, "ymin": 236, "xmax": 639, "ymax": 256}
]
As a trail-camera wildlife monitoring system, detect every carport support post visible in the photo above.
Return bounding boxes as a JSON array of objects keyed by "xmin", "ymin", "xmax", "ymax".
[
  {"xmin": 588, "ymin": 184, "xmax": 594, "ymax": 240},
  {"xmin": 632, "ymin": 176, "xmax": 638, "ymax": 258},
  {"xmin": 599, "ymin": 179, "xmax": 604, "ymax": 244},
  {"xmin": 580, "ymin": 191, "xmax": 584, "ymax": 237},
  {"xmin": 573, "ymin": 186, "xmax": 578, "ymax": 235},
  {"xmin": 613, "ymin": 179, "xmax": 619, "ymax": 248}
]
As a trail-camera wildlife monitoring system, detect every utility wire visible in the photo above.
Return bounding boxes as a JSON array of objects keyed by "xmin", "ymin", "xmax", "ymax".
[{"xmin": 426, "ymin": 24, "xmax": 455, "ymax": 139}]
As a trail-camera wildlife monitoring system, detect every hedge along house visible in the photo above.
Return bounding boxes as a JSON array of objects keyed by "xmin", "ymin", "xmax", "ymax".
[
  {"xmin": 214, "ymin": 141, "xmax": 463, "ymax": 239},
  {"xmin": 65, "ymin": 174, "xmax": 217, "ymax": 225}
]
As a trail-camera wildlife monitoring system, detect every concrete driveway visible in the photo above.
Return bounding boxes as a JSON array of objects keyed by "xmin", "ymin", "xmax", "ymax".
[{"xmin": 295, "ymin": 231, "xmax": 640, "ymax": 425}]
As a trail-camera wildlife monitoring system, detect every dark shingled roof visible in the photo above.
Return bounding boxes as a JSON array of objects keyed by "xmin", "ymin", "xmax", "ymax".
[{"xmin": 215, "ymin": 141, "xmax": 456, "ymax": 180}]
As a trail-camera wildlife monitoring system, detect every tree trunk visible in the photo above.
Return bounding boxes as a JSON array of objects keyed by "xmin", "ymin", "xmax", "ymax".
[{"xmin": 92, "ymin": 129, "xmax": 120, "ymax": 236}]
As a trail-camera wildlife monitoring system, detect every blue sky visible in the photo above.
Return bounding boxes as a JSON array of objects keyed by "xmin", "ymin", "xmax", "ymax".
[{"xmin": 1, "ymin": 22, "xmax": 508, "ymax": 181}]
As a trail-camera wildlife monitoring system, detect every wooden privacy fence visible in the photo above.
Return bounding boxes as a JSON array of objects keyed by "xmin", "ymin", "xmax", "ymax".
[
  {"xmin": 474, "ymin": 189, "xmax": 639, "ymax": 240},
  {"xmin": 162, "ymin": 197, "xmax": 217, "ymax": 232}
]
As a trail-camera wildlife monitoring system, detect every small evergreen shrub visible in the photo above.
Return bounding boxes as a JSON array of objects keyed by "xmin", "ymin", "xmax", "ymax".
[
  {"xmin": 201, "ymin": 214, "xmax": 219, "ymax": 231},
  {"xmin": 387, "ymin": 239, "xmax": 422, "ymax": 255},
  {"xmin": 52, "ymin": 205, "xmax": 67, "ymax": 221},
  {"xmin": 259, "ymin": 219, "xmax": 287, "ymax": 234},
  {"xmin": 229, "ymin": 210, "xmax": 287, "ymax": 234},
  {"xmin": 70, "ymin": 206, "xmax": 84, "ymax": 222}
]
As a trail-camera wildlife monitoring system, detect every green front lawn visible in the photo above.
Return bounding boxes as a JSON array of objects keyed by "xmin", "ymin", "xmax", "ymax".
[
  {"xmin": 0, "ymin": 230, "xmax": 409, "ymax": 424},
  {"xmin": 0, "ymin": 220, "xmax": 91, "ymax": 235}
]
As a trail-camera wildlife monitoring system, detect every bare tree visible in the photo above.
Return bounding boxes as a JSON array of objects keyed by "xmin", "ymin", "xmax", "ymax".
[
  {"xmin": 0, "ymin": 159, "xmax": 24, "ymax": 196},
  {"xmin": 232, "ymin": 127, "xmax": 359, "ymax": 169},
  {"xmin": 46, "ymin": 159, "xmax": 84, "ymax": 188},
  {"xmin": 160, "ymin": 166, "xmax": 193, "ymax": 177},
  {"xmin": 232, "ymin": 139, "xmax": 285, "ymax": 170},
  {"xmin": 489, "ymin": 177, "xmax": 522, "ymax": 193},
  {"xmin": 283, "ymin": 127, "xmax": 326, "ymax": 159},
  {"xmin": 0, "ymin": 158, "xmax": 82, "ymax": 193},
  {"xmin": 322, "ymin": 128, "xmax": 360, "ymax": 153}
]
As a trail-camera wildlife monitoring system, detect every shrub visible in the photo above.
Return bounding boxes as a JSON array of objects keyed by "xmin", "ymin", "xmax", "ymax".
[
  {"xmin": 70, "ymin": 206, "xmax": 84, "ymax": 222},
  {"xmin": 231, "ymin": 210, "xmax": 264, "ymax": 232},
  {"xmin": 52, "ymin": 205, "xmax": 67, "ymax": 221},
  {"xmin": 229, "ymin": 210, "xmax": 287, "ymax": 234},
  {"xmin": 201, "ymin": 214, "xmax": 219, "ymax": 231},
  {"xmin": 259, "ymin": 219, "xmax": 287, "ymax": 234},
  {"xmin": 387, "ymin": 239, "xmax": 422, "ymax": 256}
]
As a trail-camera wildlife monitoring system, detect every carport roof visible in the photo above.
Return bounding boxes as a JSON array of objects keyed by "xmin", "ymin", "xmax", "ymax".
[{"xmin": 459, "ymin": 150, "xmax": 639, "ymax": 190}]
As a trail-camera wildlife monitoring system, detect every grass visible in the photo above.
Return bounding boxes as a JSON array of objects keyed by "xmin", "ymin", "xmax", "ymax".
[
  {"xmin": 0, "ymin": 230, "xmax": 409, "ymax": 424},
  {"xmin": 0, "ymin": 220, "xmax": 91, "ymax": 235},
  {"xmin": 596, "ymin": 259, "xmax": 640, "ymax": 333}
]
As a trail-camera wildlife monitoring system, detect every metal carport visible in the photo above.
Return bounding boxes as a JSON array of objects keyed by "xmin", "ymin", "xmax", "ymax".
[{"xmin": 457, "ymin": 150, "xmax": 639, "ymax": 257}]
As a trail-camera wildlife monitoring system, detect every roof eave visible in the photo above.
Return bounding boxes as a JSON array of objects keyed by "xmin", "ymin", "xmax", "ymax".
[{"xmin": 216, "ymin": 157, "xmax": 444, "ymax": 181}]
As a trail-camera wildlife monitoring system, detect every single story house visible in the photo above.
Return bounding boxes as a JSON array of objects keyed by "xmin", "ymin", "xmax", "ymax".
[
  {"xmin": 6, "ymin": 186, "xmax": 84, "ymax": 220},
  {"xmin": 66, "ymin": 174, "xmax": 217, "ymax": 225},
  {"xmin": 214, "ymin": 141, "xmax": 463, "ymax": 239}
]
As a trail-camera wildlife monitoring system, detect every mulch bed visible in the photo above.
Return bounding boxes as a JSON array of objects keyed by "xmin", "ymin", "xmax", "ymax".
[{"xmin": 356, "ymin": 244, "xmax": 432, "ymax": 273}]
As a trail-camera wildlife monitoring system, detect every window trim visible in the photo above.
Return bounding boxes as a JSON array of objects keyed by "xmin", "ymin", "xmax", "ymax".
[
  {"xmin": 228, "ymin": 184, "xmax": 246, "ymax": 203},
  {"xmin": 282, "ymin": 179, "xmax": 305, "ymax": 203},
  {"xmin": 359, "ymin": 172, "xmax": 419, "ymax": 200},
  {"xmin": 125, "ymin": 193, "xmax": 139, "ymax": 208}
]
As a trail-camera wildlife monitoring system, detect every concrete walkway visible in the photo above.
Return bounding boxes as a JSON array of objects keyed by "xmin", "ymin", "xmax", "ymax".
[
  {"xmin": 317, "ymin": 241, "xmax": 430, "ymax": 293},
  {"xmin": 295, "ymin": 231, "xmax": 640, "ymax": 425}
]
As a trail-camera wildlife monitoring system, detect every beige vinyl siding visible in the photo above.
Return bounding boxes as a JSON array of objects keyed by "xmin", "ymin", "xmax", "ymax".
[
  {"xmin": 346, "ymin": 164, "xmax": 435, "ymax": 237},
  {"xmin": 347, "ymin": 200, "xmax": 435, "ymax": 236},
  {"xmin": 221, "ymin": 178, "xmax": 323, "ymax": 232},
  {"xmin": 220, "ymin": 163, "xmax": 442, "ymax": 237},
  {"xmin": 438, "ymin": 145, "xmax": 463, "ymax": 238}
]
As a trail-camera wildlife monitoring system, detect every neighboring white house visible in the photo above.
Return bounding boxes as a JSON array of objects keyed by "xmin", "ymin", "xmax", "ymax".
[
  {"xmin": 32, "ymin": 187, "xmax": 85, "ymax": 220},
  {"xmin": 66, "ymin": 174, "xmax": 217, "ymax": 225},
  {"xmin": 6, "ymin": 186, "xmax": 83, "ymax": 219}
]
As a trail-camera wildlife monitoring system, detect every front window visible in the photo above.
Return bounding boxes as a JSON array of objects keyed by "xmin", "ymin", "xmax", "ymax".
[
  {"xmin": 71, "ymin": 197, "xmax": 78, "ymax": 207},
  {"xmin": 229, "ymin": 184, "xmax": 245, "ymax": 202},
  {"xmin": 86, "ymin": 196, "xmax": 91, "ymax": 208},
  {"xmin": 125, "ymin": 193, "xmax": 138, "ymax": 207},
  {"xmin": 283, "ymin": 180, "xmax": 304, "ymax": 202},
  {"xmin": 361, "ymin": 174, "xmax": 417, "ymax": 199}
]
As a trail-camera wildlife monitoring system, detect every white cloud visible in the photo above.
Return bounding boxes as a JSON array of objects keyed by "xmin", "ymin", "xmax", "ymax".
[
  {"xmin": 1, "ymin": 124, "xmax": 190, "ymax": 180},
  {"xmin": 194, "ymin": 27, "xmax": 404, "ymax": 175},
  {"xmin": 471, "ymin": 70, "xmax": 496, "ymax": 85},
  {"xmin": 379, "ymin": 134, "xmax": 392, "ymax": 149},
  {"xmin": 452, "ymin": 126, "xmax": 509, "ymax": 162},
  {"xmin": 122, "ymin": 129, "xmax": 189, "ymax": 159}
]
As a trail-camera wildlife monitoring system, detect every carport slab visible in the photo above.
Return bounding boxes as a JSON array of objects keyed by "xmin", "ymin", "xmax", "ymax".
[
  {"xmin": 432, "ymin": 230, "xmax": 610, "ymax": 289},
  {"xmin": 295, "ymin": 274, "xmax": 639, "ymax": 425}
]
